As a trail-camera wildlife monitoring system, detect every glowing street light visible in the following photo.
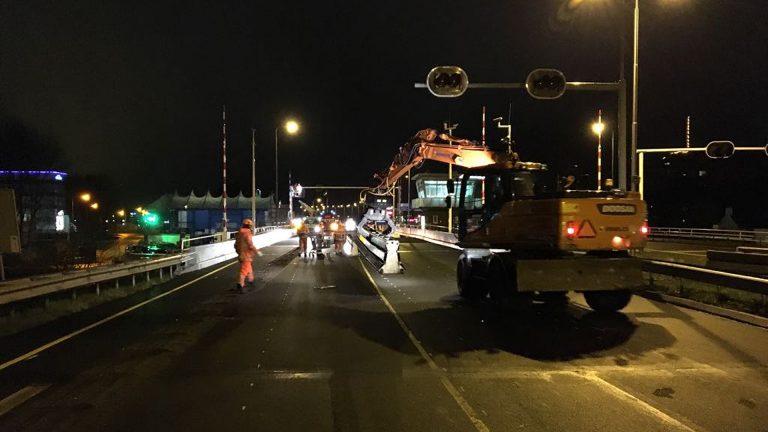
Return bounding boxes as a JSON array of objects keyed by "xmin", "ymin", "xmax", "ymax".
[
  {"xmin": 591, "ymin": 120, "xmax": 605, "ymax": 136},
  {"xmin": 90, "ymin": 202, "xmax": 99, "ymax": 210},
  {"xmin": 592, "ymin": 109, "xmax": 605, "ymax": 190},
  {"xmin": 116, "ymin": 209, "xmax": 125, "ymax": 217},
  {"xmin": 285, "ymin": 120, "xmax": 300, "ymax": 135},
  {"xmin": 79, "ymin": 193, "xmax": 91, "ymax": 202},
  {"xmin": 275, "ymin": 119, "xmax": 301, "ymax": 218}
]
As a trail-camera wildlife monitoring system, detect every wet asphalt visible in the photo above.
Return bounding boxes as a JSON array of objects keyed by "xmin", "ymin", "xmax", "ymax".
[{"xmin": 0, "ymin": 237, "xmax": 766, "ymax": 432}]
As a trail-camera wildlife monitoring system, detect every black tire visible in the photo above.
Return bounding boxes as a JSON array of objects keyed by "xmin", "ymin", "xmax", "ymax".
[
  {"xmin": 487, "ymin": 259, "xmax": 509, "ymax": 303},
  {"xmin": 456, "ymin": 258, "xmax": 487, "ymax": 300},
  {"xmin": 538, "ymin": 291, "xmax": 569, "ymax": 307},
  {"xmin": 584, "ymin": 290, "xmax": 632, "ymax": 312}
]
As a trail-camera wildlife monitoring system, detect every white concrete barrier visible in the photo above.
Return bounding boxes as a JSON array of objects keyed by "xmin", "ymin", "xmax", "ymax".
[
  {"xmin": 179, "ymin": 229, "xmax": 294, "ymax": 274},
  {"xmin": 397, "ymin": 226, "xmax": 460, "ymax": 249}
]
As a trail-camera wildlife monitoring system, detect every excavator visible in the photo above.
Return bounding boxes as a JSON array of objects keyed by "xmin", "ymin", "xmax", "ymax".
[{"xmin": 369, "ymin": 130, "xmax": 648, "ymax": 312}]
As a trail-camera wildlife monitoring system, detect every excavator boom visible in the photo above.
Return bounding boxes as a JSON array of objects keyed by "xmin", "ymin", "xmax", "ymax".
[{"xmin": 373, "ymin": 141, "xmax": 502, "ymax": 194}]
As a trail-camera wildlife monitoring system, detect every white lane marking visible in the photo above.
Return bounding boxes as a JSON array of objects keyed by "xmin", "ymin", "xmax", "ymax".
[
  {"xmin": 644, "ymin": 248, "xmax": 707, "ymax": 256},
  {"xmin": 401, "ymin": 364, "xmax": 730, "ymax": 380},
  {"xmin": 580, "ymin": 372, "xmax": 700, "ymax": 432},
  {"xmin": 255, "ymin": 371, "xmax": 333, "ymax": 380},
  {"xmin": 0, "ymin": 384, "xmax": 51, "ymax": 417},
  {"xmin": 0, "ymin": 262, "xmax": 238, "ymax": 372},
  {"xmin": 358, "ymin": 258, "xmax": 490, "ymax": 432},
  {"xmin": 397, "ymin": 250, "xmax": 456, "ymax": 254}
]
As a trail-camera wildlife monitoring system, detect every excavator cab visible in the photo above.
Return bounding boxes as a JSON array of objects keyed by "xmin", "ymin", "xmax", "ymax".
[{"xmin": 456, "ymin": 166, "xmax": 555, "ymax": 241}]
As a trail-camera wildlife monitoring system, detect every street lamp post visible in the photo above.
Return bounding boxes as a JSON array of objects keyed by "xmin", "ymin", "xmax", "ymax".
[
  {"xmin": 274, "ymin": 120, "xmax": 300, "ymax": 221},
  {"xmin": 70, "ymin": 192, "xmax": 93, "ymax": 242},
  {"xmin": 592, "ymin": 110, "xmax": 606, "ymax": 191},
  {"xmin": 444, "ymin": 122, "xmax": 458, "ymax": 233},
  {"xmin": 274, "ymin": 128, "xmax": 279, "ymax": 207},
  {"xmin": 631, "ymin": 0, "xmax": 640, "ymax": 191},
  {"xmin": 251, "ymin": 128, "xmax": 257, "ymax": 224}
]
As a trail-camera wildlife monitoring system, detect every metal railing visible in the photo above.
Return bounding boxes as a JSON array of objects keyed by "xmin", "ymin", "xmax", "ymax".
[
  {"xmin": 2, "ymin": 226, "xmax": 289, "ymax": 308},
  {"xmin": 0, "ymin": 254, "xmax": 187, "ymax": 306},
  {"xmin": 399, "ymin": 225, "xmax": 768, "ymax": 296},
  {"xmin": 180, "ymin": 225, "xmax": 281, "ymax": 250},
  {"xmin": 399, "ymin": 224, "xmax": 768, "ymax": 244},
  {"xmin": 650, "ymin": 227, "xmax": 767, "ymax": 244},
  {"xmin": 643, "ymin": 260, "xmax": 768, "ymax": 296},
  {"xmin": 400, "ymin": 223, "xmax": 457, "ymax": 233}
]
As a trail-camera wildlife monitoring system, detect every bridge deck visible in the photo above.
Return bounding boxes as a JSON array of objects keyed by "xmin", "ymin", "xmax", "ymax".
[{"xmin": 0, "ymin": 238, "xmax": 765, "ymax": 432}]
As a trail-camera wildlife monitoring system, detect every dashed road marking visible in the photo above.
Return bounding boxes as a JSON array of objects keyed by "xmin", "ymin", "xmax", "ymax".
[
  {"xmin": 358, "ymin": 258, "xmax": 490, "ymax": 432},
  {"xmin": 580, "ymin": 372, "xmax": 700, "ymax": 432},
  {"xmin": 0, "ymin": 384, "xmax": 51, "ymax": 417}
]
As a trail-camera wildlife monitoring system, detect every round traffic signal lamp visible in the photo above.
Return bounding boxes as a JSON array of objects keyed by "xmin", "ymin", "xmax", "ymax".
[
  {"xmin": 705, "ymin": 141, "xmax": 735, "ymax": 159},
  {"xmin": 426, "ymin": 66, "xmax": 469, "ymax": 98},
  {"xmin": 525, "ymin": 68, "xmax": 567, "ymax": 100}
]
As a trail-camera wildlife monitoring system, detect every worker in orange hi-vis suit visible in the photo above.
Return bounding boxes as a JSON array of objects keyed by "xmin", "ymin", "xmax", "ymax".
[
  {"xmin": 333, "ymin": 222, "xmax": 346, "ymax": 254},
  {"xmin": 296, "ymin": 220, "xmax": 310, "ymax": 258},
  {"xmin": 234, "ymin": 218, "xmax": 262, "ymax": 293}
]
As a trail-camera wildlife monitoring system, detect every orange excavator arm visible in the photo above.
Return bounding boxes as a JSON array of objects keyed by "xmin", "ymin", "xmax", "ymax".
[{"xmin": 372, "ymin": 132, "xmax": 502, "ymax": 194}]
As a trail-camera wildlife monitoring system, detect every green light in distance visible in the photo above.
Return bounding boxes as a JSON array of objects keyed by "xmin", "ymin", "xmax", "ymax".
[{"xmin": 142, "ymin": 212, "xmax": 160, "ymax": 226}]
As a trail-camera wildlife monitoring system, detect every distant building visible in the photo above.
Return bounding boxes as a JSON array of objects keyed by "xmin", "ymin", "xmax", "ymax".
[
  {"xmin": 410, "ymin": 173, "xmax": 482, "ymax": 228},
  {"xmin": 146, "ymin": 191, "xmax": 283, "ymax": 234},
  {"xmin": 0, "ymin": 170, "xmax": 67, "ymax": 243}
]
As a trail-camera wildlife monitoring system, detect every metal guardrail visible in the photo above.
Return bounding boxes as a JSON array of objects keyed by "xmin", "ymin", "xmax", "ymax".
[
  {"xmin": 399, "ymin": 226, "xmax": 768, "ymax": 298},
  {"xmin": 1, "ymin": 226, "xmax": 289, "ymax": 308},
  {"xmin": 401, "ymin": 223, "xmax": 457, "ymax": 233},
  {"xmin": 180, "ymin": 225, "xmax": 281, "ymax": 250},
  {"xmin": 0, "ymin": 254, "xmax": 186, "ymax": 306},
  {"xmin": 650, "ymin": 227, "xmax": 767, "ymax": 244},
  {"xmin": 643, "ymin": 260, "xmax": 768, "ymax": 296},
  {"xmin": 402, "ymin": 224, "xmax": 768, "ymax": 243}
]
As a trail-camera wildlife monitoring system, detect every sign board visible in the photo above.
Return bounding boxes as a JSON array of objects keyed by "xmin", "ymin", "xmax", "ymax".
[{"xmin": 0, "ymin": 188, "xmax": 21, "ymax": 253}]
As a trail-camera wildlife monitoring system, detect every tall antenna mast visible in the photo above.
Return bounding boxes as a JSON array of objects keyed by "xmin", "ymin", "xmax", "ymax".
[
  {"xmin": 481, "ymin": 106, "xmax": 486, "ymax": 146},
  {"xmin": 222, "ymin": 105, "xmax": 228, "ymax": 231}
]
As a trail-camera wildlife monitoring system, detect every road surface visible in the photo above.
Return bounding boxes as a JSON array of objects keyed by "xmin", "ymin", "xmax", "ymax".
[{"xmin": 0, "ymin": 238, "xmax": 766, "ymax": 431}]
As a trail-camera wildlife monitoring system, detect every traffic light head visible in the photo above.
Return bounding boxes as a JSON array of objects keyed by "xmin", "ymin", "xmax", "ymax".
[
  {"xmin": 525, "ymin": 68, "xmax": 567, "ymax": 100},
  {"xmin": 705, "ymin": 141, "xmax": 735, "ymax": 159},
  {"xmin": 426, "ymin": 66, "xmax": 469, "ymax": 98}
]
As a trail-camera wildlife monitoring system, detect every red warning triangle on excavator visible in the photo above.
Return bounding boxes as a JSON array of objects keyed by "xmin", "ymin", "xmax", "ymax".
[{"xmin": 578, "ymin": 219, "xmax": 597, "ymax": 238}]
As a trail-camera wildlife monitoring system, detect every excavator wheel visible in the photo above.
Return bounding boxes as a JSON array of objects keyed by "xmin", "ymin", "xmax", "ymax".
[
  {"xmin": 487, "ymin": 258, "xmax": 510, "ymax": 303},
  {"xmin": 456, "ymin": 257, "xmax": 488, "ymax": 300},
  {"xmin": 488, "ymin": 256, "xmax": 531, "ymax": 308},
  {"xmin": 584, "ymin": 290, "xmax": 632, "ymax": 312},
  {"xmin": 537, "ymin": 292, "xmax": 569, "ymax": 307}
]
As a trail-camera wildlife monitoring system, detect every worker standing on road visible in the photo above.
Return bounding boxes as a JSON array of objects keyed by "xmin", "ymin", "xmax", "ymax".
[
  {"xmin": 333, "ymin": 222, "xmax": 346, "ymax": 255},
  {"xmin": 296, "ymin": 220, "xmax": 310, "ymax": 258},
  {"xmin": 235, "ymin": 218, "xmax": 261, "ymax": 293}
]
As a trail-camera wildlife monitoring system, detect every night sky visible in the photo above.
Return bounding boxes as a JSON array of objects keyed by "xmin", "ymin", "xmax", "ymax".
[{"xmin": 2, "ymin": 1, "xmax": 767, "ymax": 226}]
